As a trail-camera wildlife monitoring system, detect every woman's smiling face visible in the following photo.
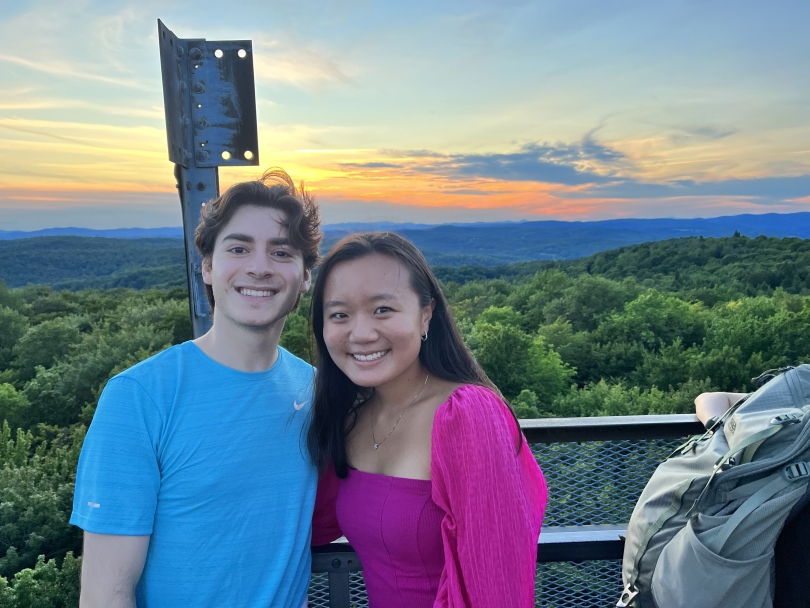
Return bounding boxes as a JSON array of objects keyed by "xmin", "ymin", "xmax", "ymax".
[{"xmin": 322, "ymin": 254, "xmax": 433, "ymax": 390}]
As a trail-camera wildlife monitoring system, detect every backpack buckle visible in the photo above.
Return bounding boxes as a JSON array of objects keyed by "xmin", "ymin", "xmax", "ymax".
[
  {"xmin": 771, "ymin": 413, "xmax": 801, "ymax": 425},
  {"xmin": 616, "ymin": 584, "xmax": 639, "ymax": 607},
  {"xmin": 784, "ymin": 462, "xmax": 809, "ymax": 481}
]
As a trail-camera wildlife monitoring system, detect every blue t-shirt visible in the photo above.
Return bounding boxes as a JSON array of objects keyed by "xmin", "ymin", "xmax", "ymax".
[{"xmin": 71, "ymin": 342, "xmax": 317, "ymax": 608}]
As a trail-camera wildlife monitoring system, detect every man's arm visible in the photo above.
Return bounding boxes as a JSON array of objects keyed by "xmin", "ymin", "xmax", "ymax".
[
  {"xmin": 80, "ymin": 532, "xmax": 150, "ymax": 608},
  {"xmin": 694, "ymin": 391, "xmax": 748, "ymax": 426}
]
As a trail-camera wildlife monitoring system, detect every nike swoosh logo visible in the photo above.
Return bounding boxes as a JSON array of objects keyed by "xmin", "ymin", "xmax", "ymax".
[{"xmin": 293, "ymin": 400, "xmax": 307, "ymax": 410}]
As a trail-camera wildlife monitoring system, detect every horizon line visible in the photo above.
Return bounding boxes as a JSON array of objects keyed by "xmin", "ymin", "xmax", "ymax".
[{"xmin": 5, "ymin": 210, "xmax": 810, "ymax": 234}]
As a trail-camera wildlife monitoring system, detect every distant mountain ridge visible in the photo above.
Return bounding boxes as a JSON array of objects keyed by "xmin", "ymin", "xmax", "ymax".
[
  {"xmin": 3, "ymin": 212, "xmax": 810, "ymax": 289},
  {"xmin": 5, "ymin": 212, "xmax": 810, "ymax": 244},
  {"xmin": 333, "ymin": 213, "xmax": 810, "ymax": 265},
  {"xmin": 0, "ymin": 227, "xmax": 186, "ymax": 240}
]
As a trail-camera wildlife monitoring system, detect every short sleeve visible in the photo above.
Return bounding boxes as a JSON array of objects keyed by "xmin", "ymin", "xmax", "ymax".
[
  {"xmin": 70, "ymin": 376, "xmax": 162, "ymax": 535},
  {"xmin": 431, "ymin": 385, "xmax": 547, "ymax": 608}
]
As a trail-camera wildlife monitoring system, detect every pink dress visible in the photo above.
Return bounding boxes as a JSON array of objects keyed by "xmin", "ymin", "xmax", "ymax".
[{"xmin": 313, "ymin": 384, "xmax": 548, "ymax": 608}]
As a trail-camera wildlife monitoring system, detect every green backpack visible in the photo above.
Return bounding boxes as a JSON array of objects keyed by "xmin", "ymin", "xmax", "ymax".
[{"xmin": 618, "ymin": 365, "xmax": 810, "ymax": 608}]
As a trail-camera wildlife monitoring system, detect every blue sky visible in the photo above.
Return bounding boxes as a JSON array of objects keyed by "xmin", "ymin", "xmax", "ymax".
[{"xmin": 1, "ymin": 0, "xmax": 809, "ymax": 229}]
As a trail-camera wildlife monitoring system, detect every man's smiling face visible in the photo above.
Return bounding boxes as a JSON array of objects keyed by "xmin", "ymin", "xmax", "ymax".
[{"xmin": 202, "ymin": 204, "xmax": 311, "ymax": 333}]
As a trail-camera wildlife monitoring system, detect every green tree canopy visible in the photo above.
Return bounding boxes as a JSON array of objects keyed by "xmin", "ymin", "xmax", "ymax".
[
  {"xmin": 12, "ymin": 318, "xmax": 82, "ymax": 383},
  {"xmin": 0, "ymin": 308, "xmax": 28, "ymax": 371}
]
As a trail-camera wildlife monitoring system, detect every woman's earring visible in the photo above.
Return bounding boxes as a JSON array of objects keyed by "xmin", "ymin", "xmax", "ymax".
[{"xmin": 421, "ymin": 330, "xmax": 428, "ymax": 342}]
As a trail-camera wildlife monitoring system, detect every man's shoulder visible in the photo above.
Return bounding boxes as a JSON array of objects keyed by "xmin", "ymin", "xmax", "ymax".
[
  {"xmin": 91, "ymin": 345, "xmax": 198, "ymax": 427},
  {"xmin": 278, "ymin": 347, "xmax": 315, "ymax": 376},
  {"xmin": 104, "ymin": 342, "xmax": 211, "ymax": 403},
  {"xmin": 113, "ymin": 342, "xmax": 192, "ymax": 383}
]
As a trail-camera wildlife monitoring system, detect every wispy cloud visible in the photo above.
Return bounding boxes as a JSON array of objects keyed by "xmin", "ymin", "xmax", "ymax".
[
  {"xmin": 252, "ymin": 38, "xmax": 356, "ymax": 87},
  {"xmin": 0, "ymin": 122, "xmax": 109, "ymax": 149},
  {"xmin": 669, "ymin": 124, "xmax": 738, "ymax": 144},
  {"xmin": 0, "ymin": 97, "xmax": 163, "ymax": 119},
  {"xmin": 0, "ymin": 53, "xmax": 149, "ymax": 90}
]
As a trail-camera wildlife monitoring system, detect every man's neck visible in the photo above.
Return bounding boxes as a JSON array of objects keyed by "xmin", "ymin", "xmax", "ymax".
[{"xmin": 193, "ymin": 315, "xmax": 285, "ymax": 373}]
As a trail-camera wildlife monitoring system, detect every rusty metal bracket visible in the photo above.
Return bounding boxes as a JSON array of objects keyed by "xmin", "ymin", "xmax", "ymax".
[
  {"xmin": 158, "ymin": 20, "xmax": 259, "ymax": 168},
  {"xmin": 158, "ymin": 20, "xmax": 260, "ymax": 337}
]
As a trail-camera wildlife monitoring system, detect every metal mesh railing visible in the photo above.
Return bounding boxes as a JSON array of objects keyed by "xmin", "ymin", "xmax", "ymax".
[
  {"xmin": 528, "ymin": 437, "xmax": 683, "ymax": 608},
  {"xmin": 308, "ymin": 431, "xmax": 689, "ymax": 607},
  {"xmin": 309, "ymin": 573, "xmax": 369, "ymax": 608},
  {"xmin": 308, "ymin": 573, "xmax": 330, "ymax": 607},
  {"xmin": 531, "ymin": 437, "xmax": 683, "ymax": 527},
  {"xmin": 535, "ymin": 560, "xmax": 624, "ymax": 607}
]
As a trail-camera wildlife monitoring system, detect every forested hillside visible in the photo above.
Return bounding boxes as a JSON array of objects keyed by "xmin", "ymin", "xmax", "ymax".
[
  {"xmin": 2, "ymin": 234, "xmax": 810, "ymax": 602},
  {"xmin": 0, "ymin": 237, "xmax": 186, "ymax": 289},
  {"xmin": 8, "ymin": 231, "xmax": 810, "ymax": 295},
  {"xmin": 436, "ymin": 234, "xmax": 810, "ymax": 299}
]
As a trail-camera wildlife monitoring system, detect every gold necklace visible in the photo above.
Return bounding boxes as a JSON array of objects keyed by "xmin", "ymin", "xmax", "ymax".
[{"xmin": 371, "ymin": 374, "xmax": 430, "ymax": 450}]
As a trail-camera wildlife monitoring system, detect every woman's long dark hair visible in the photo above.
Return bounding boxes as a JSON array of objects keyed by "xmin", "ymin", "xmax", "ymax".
[{"xmin": 307, "ymin": 232, "xmax": 518, "ymax": 478}]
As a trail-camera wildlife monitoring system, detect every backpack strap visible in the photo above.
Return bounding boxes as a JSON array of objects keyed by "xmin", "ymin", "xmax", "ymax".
[
  {"xmin": 726, "ymin": 475, "xmax": 778, "ymax": 501},
  {"xmin": 713, "ymin": 462, "xmax": 810, "ymax": 553},
  {"xmin": 740, "ymin": 413, "xmax": 805, "ymax": 464},
  {"xmin": 690, "ymin": 423, "xmax": 792, "ymax": 514}
]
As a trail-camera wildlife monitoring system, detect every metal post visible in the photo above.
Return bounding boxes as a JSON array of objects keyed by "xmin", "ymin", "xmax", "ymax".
[{"xmin": 157, "ymin": 20, "xmax": 260, "ymax": 338}]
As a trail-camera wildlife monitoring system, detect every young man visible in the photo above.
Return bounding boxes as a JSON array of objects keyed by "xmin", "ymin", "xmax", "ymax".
[{"xmin": 70, "ymin": 169, "xmax": 321, "ymax": 607}]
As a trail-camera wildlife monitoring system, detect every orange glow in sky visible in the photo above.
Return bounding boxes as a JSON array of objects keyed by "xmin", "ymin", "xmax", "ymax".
[{"xmin": 2, "ymin": 2, "xmax": 810, "ymax": 229}]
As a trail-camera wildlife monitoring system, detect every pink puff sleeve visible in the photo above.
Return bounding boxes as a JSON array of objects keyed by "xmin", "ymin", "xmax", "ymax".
[
  {"xmin": 431, "ymin": 385, "xmax": 547, "ymax": 608},
  {"xmin": 311, "ymin": 461, "xmax": 344, "ymax": 546}
]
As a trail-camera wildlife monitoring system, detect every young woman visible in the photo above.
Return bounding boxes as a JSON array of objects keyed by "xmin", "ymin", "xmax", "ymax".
[{"xmin": 309, "ymin": 232, "xmax": 547, "ymax": 608}]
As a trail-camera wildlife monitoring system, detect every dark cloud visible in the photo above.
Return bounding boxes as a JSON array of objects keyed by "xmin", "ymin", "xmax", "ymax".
[
  {"xmin": 412, "ymin": 138, "xmax": 626, "ymax": 185},
  {"xmin": 584, "ymin": 175, "xmax": 810, "ymax": 200},
  {"xmin": 363, "ymin": 140, "xmax": 810, "ymax": 203},
  {"xmin": 448, "ymin": 151, "xmax": 607, "ymax": 185}
]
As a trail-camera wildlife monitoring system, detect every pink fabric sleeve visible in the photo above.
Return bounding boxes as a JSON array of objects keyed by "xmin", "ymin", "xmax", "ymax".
[
  {"xmin": 431, "ymin": 385, "xmax": 548, "ymax": 608},
  {"xmin": 311, "ymin": 461, "xmax": 344, "ymax": 546}
]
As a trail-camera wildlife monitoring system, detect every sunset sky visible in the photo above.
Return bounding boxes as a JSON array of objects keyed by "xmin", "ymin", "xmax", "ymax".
[{"xmin": 2, "ymin": 0, "xmax": 809, "ymax": 229}]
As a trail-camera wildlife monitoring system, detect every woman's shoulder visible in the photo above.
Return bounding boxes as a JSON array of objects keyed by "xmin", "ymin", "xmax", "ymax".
[
  {"xmin": 431, "ymin": 384, "xmax": 536, "ymax": 476},
  {"xmin": 434, "ymin": 383, "xmax": 514, "ymax": 433}
]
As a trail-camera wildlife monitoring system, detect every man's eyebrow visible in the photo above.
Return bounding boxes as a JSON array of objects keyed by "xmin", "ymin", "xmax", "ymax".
[
  {"xmin": 323, "ymin": 293, "xmax": 399, "ymax": 309},
  {"xmin": 220, "ymin": 235, "xmax": 292, "ymax": 246},
  {"xmin": 221, "ymin": 233, "xmax": 254, "ymax": 243}
]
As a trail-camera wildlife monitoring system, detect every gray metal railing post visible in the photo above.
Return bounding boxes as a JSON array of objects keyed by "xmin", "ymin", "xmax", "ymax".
[
  {"xmin": 157, "ymin": 20, "xmax": 260, "ymax": 338},
  {"xmin": 312, "ymin": 548, "xmax": 361, "ymax": 608}
]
